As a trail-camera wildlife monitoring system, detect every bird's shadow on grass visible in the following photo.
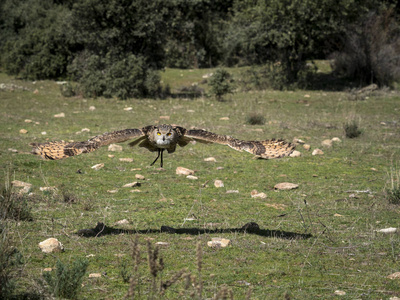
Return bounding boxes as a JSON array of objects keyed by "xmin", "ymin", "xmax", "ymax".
[{"xmin": 76, "ymin": 222, "xmax": 312, "ymax": 240}]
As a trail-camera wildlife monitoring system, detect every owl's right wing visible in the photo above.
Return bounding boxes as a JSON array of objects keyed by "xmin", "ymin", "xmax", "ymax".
[
  {"xmin": 184, "ymin": 129, "xmax": 295, "ymax": 159},
  {"xmin": 30, "ymin": 127, "xmax": 151, "ymax": 160}
]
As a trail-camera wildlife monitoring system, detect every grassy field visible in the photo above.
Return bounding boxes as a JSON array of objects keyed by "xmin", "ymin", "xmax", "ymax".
[{"xmin": 1, "ymin": 64, "xmax": 400, "ymax": 299}]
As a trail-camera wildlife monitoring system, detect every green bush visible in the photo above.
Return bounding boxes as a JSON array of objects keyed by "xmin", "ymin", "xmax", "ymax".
[
  {"xmin": 208, "ymin": 69, "xmax": 234, "ymax": 101},
  {"xmin": 43, "ymin": 258, "xmax": 88, "ymax": 299},
  {"xmin": 246, "ymin": 113, "xmax": 265, "ymax": 125},
  {"xmin": 344, "ymin": 120, "xmax": 362, "ymax": 138}
]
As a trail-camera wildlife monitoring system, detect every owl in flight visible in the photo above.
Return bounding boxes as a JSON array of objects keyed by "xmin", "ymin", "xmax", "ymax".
[{"xmin": 30, "ymin": 124, "xmax": 295, "ymax": 167}]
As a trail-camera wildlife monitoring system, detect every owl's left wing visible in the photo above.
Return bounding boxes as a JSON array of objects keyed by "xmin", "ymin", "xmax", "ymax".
[
  {"xmin": 183, "ymin": 129, "xmax": 295, "ymax": 159},
  {"xmin": 30, "ymin": 128, "xmax": 150, "ymax": 160}
]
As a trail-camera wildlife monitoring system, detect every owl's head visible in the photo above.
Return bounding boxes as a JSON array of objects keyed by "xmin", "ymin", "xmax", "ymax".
[{"xmin": 152, "ymin": 124, "xmax": 176, "ymax": 147}]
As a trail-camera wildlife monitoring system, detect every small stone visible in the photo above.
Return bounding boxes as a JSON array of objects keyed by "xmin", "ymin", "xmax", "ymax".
[
  {"xmin": 19, "ymin": 129, "xmax": 28, "ymax": 134},
  {"xmin": 89, "ymin": 106, "xmax": 96, "ymax": 111},
  {"xmin": 226, "ymin": 190, "xmax": 239, "ymax": 194},
  {"xmin": 387, "ymin": 272, "xmax": 400, "ymax": 279},
  {"xmin": 303, "ymin": 144, "xmax": 311, "ymax": 150},
  {"xmin": 8, "ymin": 148, "xmax": 18, "ymax": 153},
  {"xmin": 321, "ymin": 139, "xmax": 333, "ymax": 147},
  {"xmin": 219, "ymin": 117, "xmax": 229, "ymax": 120},
  {"xmin": 159, "ymin": 116, "xmax": 170, "ymax": 120},
  {"xmin": 119, "ymin": 158, "xmax": 134, "ymax": 162},
  {"xmin": 176, "ymin": 167, "xmax": 195, "ymax": 175},
  {"xmin": 107, "ymin": 189, "xmax": 118, "ymax": 194},
  {"xmin": 204, "ymin": 157, "xmax": 217, "ymax": 162},
  {"xmin": 312, "ymin": 149, "xmax": 324, "ymax": 155},
  {"xmin": 91, "ymin": 163, "xmax": 104, "ymax": 170},
  {"xmin": 12, "ymin": 180, "xmax": 32, "ymax": 188},
  {"xmin": 108, "ymin": 144, "xmax": 123, "ymax": 152},
  {"xmin": 334, "ymin": 290, "xmax": 346, "ymax": 296},
  {"xmin": 39, "ymin": 186, "xmax": 56, "ymax": 191},
  {"xmin": 293, "ymin": 138, "xmax": 305, "ymax": 144},
  {"xmin": 39, "ymin": 238, "xmax": 64, "ymax": 253},
  {"xmin": 250, "ymin": 189, "xmax": 258, "ymax": 196},
  {"xmin": 43, "ymin": 268, "xmax": 53, "ymax": 272},
  {"xmin": 135, "ymin": 174, "xmax": 145, "ymax": 180},
  {"xmin": 207, "ymin": 238, "xmax": 231, "ymax": 248},
  {"xmin": 122, "ymin": 182, "xmax": 141, "ymax": 188},
  {"xmin": 81, "ymin": 128, "xmax": 90, "ymax": 132},
  {"xmin": 130, "ymin": 189, "xmax": 141, "ymax": 193},
  {"xmin": 89, "ymin": 273, "xmax": 102, "ymax": 278},
  {"xmin": 331, "ymin": 137, "xmax": 341, "ymax": 143},
  {"xmin": 33, "ymin": 89, "xmax": 39, "ymax": 94},
  {"xmin": 251, "ymin": 192, "xmax": 267, "ymax": 199},
  {"xmin": 115, "ymin": 219, "xmax": 129, "ymax": 225},
  {"xmin": 108, "ymin": 155, "xmax": 115, "ymax": 158},
  {"xmin": 41, "ymin": 131, "xmax": 47, "ymax": 135},
  {"xmin": 304, "ymin": 94, "xmax": 311, "ymax": 98},
  {"xmin": 216, "ymin": 167, "xmax": 224, "ymax": 170},
  {"xmin": 214, "ymin": 180, "xmax": 224, "ymax": 188},
  {"xmin": 54, "ymin": 112, "xmax": 65, "ymax": 118},
  {"xmin": 186, "ymin": 175, "xmax": 198, "ymax": 180},
  {"xmin": 334, "ymin": 213, "xmax": 343, "ymax": 217},
  {"xmin": 86, "ymin": 254, "xmax": 95, "ymax": 258},
  {"xmin": 155, "ymin": 242, "xmax": 169, "ymax": 247},
  {"xmin": 25, "ymin": 119, "xmax": 32, "ymax": 123},
  {"xmin": 274, "ymin": 182, "xmax": 299, "ymax": 190},
  {"xmin": 377, "ymin": 227, "xmax": 397, "ymax": 234},
  {"xmin": 290, "ymin": 150, "xmax": 301, "ymax": 157},
  {"xmin": 123, "ymin": 107, "xmax": 133, "ymax": 111}
]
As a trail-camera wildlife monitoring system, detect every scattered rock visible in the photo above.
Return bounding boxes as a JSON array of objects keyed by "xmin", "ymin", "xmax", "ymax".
[
  {"xmin": 123, "ymin": 182, "xmax": 141, "ymax": 188},
  {"xmin": 226, "ymin": 190, "xmax": 239, "ymax": 194},
  {"xmin": 334, "ymin": 290, "xmax": 346, "ymax": 296},
  {"xmin": 107, "ymin": 189, "xmax": 118, "ymax": 194},
  {"xmin": 207, "ymin": 238, "xmax": 231, "ymax": 248},
  {"xmin": 387, "ymin": 272, "xmax": 400, "ymax": 279},
  {"xmin": 89, "ymin": 106, "xmax": 96, "ymax": 111},
  {"xmin": 219, "ymin": 117, "xmax": 229, "ymax": 120},
  {"xmin": 123, "ymin": 107, "xmax": 133, "ymax": 111},
  {"xmin": 371, "ymin": 167, "xmax": 378, "ymax": 171},
  {"xmin": 33, "ymin": 89, "xmax": 39, "ymax": 94},
  {"xmin": 176, "ymin": 167, "xmax": 195, "ymax": 175},
  {"xmin": 39, "ymin": 238, "xmax": 64, "ymax": 253},
  {"xmin": 251, "ymin": 192, "xmax": 267, "ymax": 199},
  {"xmin": 39, "ymin": 186, "xmax": 56, "ymax": 191},
  {"xmin": 290, "ymin": 150, "xmax": 301, "ymax": 157},
  {"xmin": 159, "ymin": 116, "xmax": 170, "ymax": 120},
  {"xmin": 19, "ymin": 129, "xmax": 28, "ymax": 134},
  {"xmin": 8, "ymin": 148, "xmax": 18, "ymax": 153},
  {"xmin": 321, "ymin": 139, "xmax": 333, "ymax": 147},
  {"xmin": 304, "ymin": 94, "xmax": 311, "ymax": 98},
  {"xmin": 135, "ymin": 174, "xmax": 145, "ymax": 180},
  {"xmin": 41, "ymin": 131, "xmax": 47, "ymax": 135},
  {"xmin": 265, "ymin": 203, "xmax": 287, "ymax": 210},
  {"xmin": 214, "ymin": 180, "xmax": 224, "ymax": 188},
  {"xmin": 108, "ymin": 155, "xmax": 115, "ymax": 158},
  {"xmin": 186, "ymin": 175, "xmax": 198, "ymax": 180},
  {"xmin": 89, "ymin": 273, "xmax": 102, "ymax": 278},
  {"xmin": 86, "ymin": 254, "xmax": 95, "ymax": 258},
  {"xmin": 115, "ymin": 219, "xmax": 129, "ymax": 225},
  {"xmin": 25, "ymin": 119, "xmax": 32, "ymax": 123},
  {"xmin": 130, "ymin": 189, "xmax": 141, "ymax": 193},
  {"xmin": 274, "ymin": 182, "xmax": 299, "ymax": 190},
  {"xmin": 155, "ymin": 242, "xmax": 169, "ymax": 247},
  {"xmin": 54, "ymin": 112, "xmax": 65, "ymax": 118},
  {"xmin": 293, "ymin": 138, "xmax": 305, "ymax": 144},
  {"xmin": 91, "ymin": 163, "xmax": 104, "ymax": 170},
  {"xmin": 12, "ymin": 180, "xmax": 31, "ymax": 188},
  {"xmin": 331, "ymin": 137, "xmax": 341, "ymax": 143},
  {"xmin": 312, "ymin": 149, "xmax": 324, "ymax": 155},
  {"xmin": 43, "ymin": 268, "xmax": 53, "ymax": 272},
  {"xmin": 216, "ymin": 167, "xmax": 224, "ymax": 170},
  {"xmin": 119, "ymin": 158, "xmax": 133, "ymax": 162},
  {"xmin": 334, "ymin": 213, "xmax": 343, "ymax": 217},
  {"xmin": 376, "ymin": 227, "xmax": 397, "ymax": 234},
  {"xmin": 204, "ymin": 157, "xmax": 217, "ymax": 162},
  {"xmin": 81, "ymin": 128, "xmax": 90, "ymax": 132},
  {"xmin": 303, "ymin": 144, "xmax": 311, "ymax": 150},
  {"xmin": 108, "ymin": 144, "xmax": 123, "ymax": 152}
]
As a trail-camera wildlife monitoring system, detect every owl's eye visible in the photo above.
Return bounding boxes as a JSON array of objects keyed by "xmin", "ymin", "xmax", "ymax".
[
  {"xmin": 157, "ymin": 132, "xmax": 161, "ymax": 136},
  {"xmin": 167, "ymin": 133, "xmax": 172, "ymax": 136}
]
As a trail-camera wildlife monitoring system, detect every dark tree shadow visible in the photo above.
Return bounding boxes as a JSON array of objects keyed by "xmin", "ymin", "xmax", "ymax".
[{"xmin": 76, "ymin": 222, "xmax": 312, "ymax": 240}]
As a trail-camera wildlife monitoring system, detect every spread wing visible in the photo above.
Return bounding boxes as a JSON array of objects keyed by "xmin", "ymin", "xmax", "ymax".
[
  {"xmin": 30, "ymin": 128, "xmax": 150, "ymax": 160},
  {"xmin": 183, "ymin": 129, "xmax": 295, "ymax": 159}
]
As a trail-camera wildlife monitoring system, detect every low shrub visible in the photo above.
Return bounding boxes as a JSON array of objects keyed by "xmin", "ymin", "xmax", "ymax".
[{"xmin": 344, "ymin": 120, "xmax": 362, "ymax": 138}]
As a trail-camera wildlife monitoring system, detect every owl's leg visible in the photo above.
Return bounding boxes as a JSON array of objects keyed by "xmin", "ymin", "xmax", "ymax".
[{"xmin": 150, "ymin": 149, "xmax": 165, "ymax": 167}]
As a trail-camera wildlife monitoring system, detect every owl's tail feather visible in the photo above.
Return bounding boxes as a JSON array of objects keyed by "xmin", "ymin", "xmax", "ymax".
[{"xmin": 30, "ymin": 141, "xmax": 85, "ymax": 160}]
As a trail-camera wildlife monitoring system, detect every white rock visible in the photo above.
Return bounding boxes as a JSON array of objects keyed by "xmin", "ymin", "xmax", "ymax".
[
  {"xmin": 214, "ymin": 180, "xmax": 224, "ymax": 188},
  {"xmin": 293, "ymin": 138, "xmax": 305, "ymax": 144},
  {"xmin": 39, "ymin": 238, "xmax": 64, "ymax": 253},
  {"xmin": 219, "ymin": 117, "xmax": 229, "ymax": 120},
  {"xmin": 54, "ymin": 112, "xmax": 65, "ymax": 118},
  {"xmin": 89, "ymin": 106, "xmax": 96, "ymax": 111},
  {"xmin": 135, "ymin": 174, "xmax": 145, "ymax": 180},
  {"xmin": 204, "ymin": 157, "xmax": 217, "ymax": 162},
  {"xmin": 19, "ymin": 129, "xmax": 28, "ymax": 134},
  {"xmin": 376, "ymin": 227, "xmax": 397, "ymax": 234},
  {"xmin": 155, "ymin": 242, "xmax": 169, "ymax": 247},
  {"xmin": 186, "ymin": 175, "xmax": 198, "ymax": 180},
  {"xmin": 207, "ymin": 238, "xmax": 231, "ymax": 248},
  {"xmin": 119, "ymin": 158, "xmax": 133, "ymax": 162},
  {"xmin": 8, "ymin": 148, "xmax": 18, "ymax": 153},
  {"xmin": 89, "ymin": 273, "xmax": 102, "ymax": 278},
  {"xmin": 159, "ymin": 116, "xmax": 170, "ymax": 120},
  {"xmin": 107, "ymin": 189, "xmax": 118, "ymax": 194},
  {"xmin": 41, "ymin": 131, "xmax": 47, "ymax": 135},
  {"xmin": 321, "ymin": 139, "xmax": 333, "ymax": 147},
  {"xmin": 226, "ymin": 190, "xmax": 239, "ymax": 194},
  {"xmin": 251, "ymin": 192, "xmax": 267, "ymax": 199},
  {"xmin": 290, "ymin": 150, "xmax": 301, "ymax": 157},
  {"xmin": 387, "ymin": 272, "xmax": 400, "ymax": 279},
  {"xmin": 303, "ymin": 144, "xmax": 311, "ymax": 150},
  {"xmin": 331, "ymin": 137, "xmax": 341, "ymax": 143},
  {"xmin": 312, "ymin": 149, "xmax": 324, "ymax": 155},
  {"xmin": 176, "ymin": 167, "xmax": 195, "ymax": 175},
  {"xmin": 39, "ymin": 186, "xmax": 56, "ymax": 191},
  {"xmin": 123, "ymin": 182, "xmax": 141, "ymax": 188},
  {"xmin": 108, "ymin": 144, "xmax": 123, "ymax": 152},
  {"xmin": 81, "ymin": 128, "xmax": 90, "ymax": 132},
  {"xmin": 24, "ymin": 119, "xmax": 32, "ymax": 123},
  {"xmin": 115, "ymin": 219, "xmax": 130, "ymax": 225},
  {"xmin": 91, "ymin": 163, "xmax": 104, "ymax": 170},
  {"xmin": 274, "ymin": 182, "xmax": 299, "ymax": 190},
  {"xmin": 123, "ymin": 107, "xmax": 133, "ymax": 111},
  {"xmin": 12, "ymin": 180, "xmax": 32, "ymax": 188},
  {"xmin": 334, "ymin": 290, "xmax": 346, "ymax": 296}
]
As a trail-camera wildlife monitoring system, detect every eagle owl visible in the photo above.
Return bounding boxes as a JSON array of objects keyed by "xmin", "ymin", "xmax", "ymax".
[{"xmin": 30, "ymin": 124, "xmax": 295, "ymax": 167}]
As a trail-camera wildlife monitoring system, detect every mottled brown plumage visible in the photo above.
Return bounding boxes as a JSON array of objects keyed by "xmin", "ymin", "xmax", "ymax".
[{"xmin": 30, "ymin": 124, "xmax": 295, "ymax": 167}]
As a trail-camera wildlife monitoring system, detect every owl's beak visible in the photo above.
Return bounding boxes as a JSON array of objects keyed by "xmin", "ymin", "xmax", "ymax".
[{"xmin": 162, "ymin": 136, "xmax": 165, "ymax": 141}]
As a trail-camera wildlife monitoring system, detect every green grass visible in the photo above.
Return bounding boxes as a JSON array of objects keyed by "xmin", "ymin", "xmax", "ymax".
[{"xmin": 1, "ymin": 66, "xmax": 400, "ymax": 299}]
